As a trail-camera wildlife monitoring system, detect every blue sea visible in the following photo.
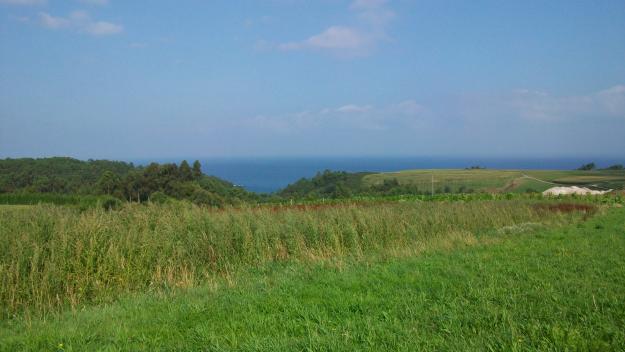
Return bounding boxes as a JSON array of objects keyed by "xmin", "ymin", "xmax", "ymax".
[{"xmin": 130, "ymin": 156, "xmax": 625, "ymax": 193}]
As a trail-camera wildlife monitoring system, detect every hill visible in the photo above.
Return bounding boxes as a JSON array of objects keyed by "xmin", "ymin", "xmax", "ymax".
[
  {"xmin": 278, "ymin": 170, "xmax": 371, "ymax": 199},
  {"xmin": 0, "ymin": 157, "xmax": 134, "ymax": 194},
  {"xmin": 278, "ymin": 168, "xmax": 625, "ymax": 198},
  {"xmin": 364, "ymin": 169, "xmax": 625, "ymax": 194},
  {"xmin": 0, "ymin": 157, "xmax": 257, "ymax": 206}
]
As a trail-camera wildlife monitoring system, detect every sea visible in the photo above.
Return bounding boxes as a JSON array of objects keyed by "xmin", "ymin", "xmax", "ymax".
[{"xmin": 132, "ymin": 157, "xmax": 624, "ymax": 194}]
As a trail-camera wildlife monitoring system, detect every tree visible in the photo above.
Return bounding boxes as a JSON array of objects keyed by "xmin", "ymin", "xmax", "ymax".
[
  {"xmin": 149, "ymin": 191, "xmax": 171, "ymax": 204},
  {"xmin": 191, "ymin": 188, "xmax": 224, "ymax": 207},
  {"xmin": 97, "ymin": 171, "xmax": 120, "ymax": 195},
  {"xmin": 179, "ymin": 160, "xmax": 193, "ymax": 181},
  {"xmin": 605, "ymin": 164, "xmax": 624, "ymax": 170},
  {"xmin": 577, "ymin": 162, "xmax": 596, "ymax": 171},
  {"xmin": 32, "ymin": 176, "xmax": 52, "ymax": 193},
  {"xmin": 192, "ymin": 160, "xmax": 202, "ymax": 180},
  {"xmin": 332, "ymin": 181, "xmax": 352, "ymax": 198}
]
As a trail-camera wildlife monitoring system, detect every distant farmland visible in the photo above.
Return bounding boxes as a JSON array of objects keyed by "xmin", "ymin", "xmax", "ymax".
[{"xmin": 363, "ymin": 169, "xmax": 625, "ymax": 194}]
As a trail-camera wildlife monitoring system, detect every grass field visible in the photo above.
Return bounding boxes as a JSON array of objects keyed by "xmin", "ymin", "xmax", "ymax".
[
  {"xmin": 363, "ymin": 169, "xmax": 625, "ymax": 193},
  {"xmin": 1, "ymin": 200, "xmax": 572, "ymax": 318},
  {"xmin": 1, "ymin": 203, "xmax": 623, "ymax": 351}
]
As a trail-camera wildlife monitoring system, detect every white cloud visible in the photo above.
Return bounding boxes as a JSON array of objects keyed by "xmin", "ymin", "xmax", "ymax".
[
  {"xmin": 77, "ymin": 0, "xmax": 108, "ymax": 5},
  {"xmin": 458, "ymin": 85, "xmax": 625, "ymax": 124},
  {"xmin": 595, "ymin": 85, "xmax": 625, "ymax": 115},
  {"xmin": 84, "ymin": 21, "xmax": 122, "ymax": 35},
  {"xmin": 504, "ymin": 86, "xmax": 625, "ymax": 121},
  {"xmin": 280, "ymin": 26, "xmax": 370, "ymax": 52},
  {"xmin": 241, "ymin": 85, "xmax": 625, "ymax": 138},
  {"xmin": 273, "ymin": 0, "xmax": 395, "ymax": 56},
  {"xmin": 392, "ymin": 100, "xmax": 424, "ymax": 115},
  {"xmin": 350, "ymin": 0, "xmax": 387, "ymax": 10},
  {"xmin": 241, "ymin": 100, "xmax": 428, "ymax": 134},
  {"xmin": 350, "ymin": 0, "xmax": 395, "ymax": 26},
  {"xmin": 11, "ymin": 15, "xmax": 31, "ymax": 22},
  {"xmin": 39, "ymin": 13, "xmax": 70, "ymax": 29},
  {"xmin": 129, "ymin": 42, "xmax": 148, "ymax": 49},
  {"xmin": 37, "ymin": 10, "xmax": 123, "ymax": 36},
  {"xmin": 244, "ymin": 15, "xmax": 272, "ymax": 28},
  {"xmin": 69, "ymin": 10, "xmax": 90, "ymax": 21},
  {"xmin": 0, "ymin": 0, "xmax": 46, "ymax": 5},
  {"xmin": 336, "ymin": 104, "xmax": 373, "ymax": 113}
]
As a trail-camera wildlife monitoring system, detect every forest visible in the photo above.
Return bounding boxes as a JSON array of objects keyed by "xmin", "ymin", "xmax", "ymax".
[{"xmin": 0, "ymin": 157, "xmax": 256, "ymax": 207}]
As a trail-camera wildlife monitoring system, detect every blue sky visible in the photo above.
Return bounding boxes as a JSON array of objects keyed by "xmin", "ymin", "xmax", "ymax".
[{"xmin": 1, "ymin": 0, "xmax": 624, "ymax": 159}]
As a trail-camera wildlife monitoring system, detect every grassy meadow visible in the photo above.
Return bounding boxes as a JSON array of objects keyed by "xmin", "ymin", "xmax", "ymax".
[
  {"xmin": 0, "ymin": 199, "xmax": 575, "ymax": 318},
  {"xmin": 0, "ymin": 201, "xmax": 623, "ymax": 350},
  {"xmin": 363, "ymin": 169, "xmax": 625, "ymax": 193}
]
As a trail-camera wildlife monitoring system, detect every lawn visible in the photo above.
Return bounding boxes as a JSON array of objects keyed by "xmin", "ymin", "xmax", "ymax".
[{"xmin": 1, "ymin": 204, "xmax": 624, "ymax": 351}]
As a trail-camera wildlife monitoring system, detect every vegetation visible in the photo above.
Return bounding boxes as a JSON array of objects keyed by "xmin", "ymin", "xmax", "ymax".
[
  {"xmin": 281, "ymin": 169, "xmax": 625, "ymax": 198},
  {"xmin": 0, "ymin": 157, "xmax": 257, "ymax": 207},
  {"xmin": 2, "ymin": 157, "xmax": 624, "ymax": 350},
  {"xmin": 0, "ymin": 193, "xmax": 105, "ymax": 208},
  {"xmin": 577, "ymin": 162, "xmax": 597, "ymax": 170},
  {"xmin": 0, "ymin": 157, "xmax": 134, "ymax": 194},
  {"xmin": 366, "ymin": 169, "xmax": 625, "ymax": 193},
  {"xmin": 3, "ymin": 158, "xmax": 624, "ymax": 204},
  {"xmin": 278, "ymin": 170, "xmax": 370, "ymax": 199},
  {"xmin": 0, "ymin": 199, "xmax": 581, "ymax": 318},
  {"xmin": 2, "ymin": 203, "xmax": 623, "ymax": 351}
]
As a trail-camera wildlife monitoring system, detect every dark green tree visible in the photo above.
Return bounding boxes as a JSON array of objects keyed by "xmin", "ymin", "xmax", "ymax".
[
  {"xmin": 179, "ymin": 160, "xmax": 193, "ymax": 181},
  {"xmin": 577, "ymin": 162, "xmax": 596, "ymax": 171},
  {"xmin": 332, "ymin": 182, "xmax": 352, "ymax": 198},
  {"xmin": 97, "ymin": 171, "xmax": 121, "ymax": 195},
  {"xmin": 192, "ymin": 160, "xmax": 202, "ymax": 180}
]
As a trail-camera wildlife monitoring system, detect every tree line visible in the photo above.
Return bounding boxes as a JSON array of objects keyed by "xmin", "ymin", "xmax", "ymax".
[
  {"xmin": 0, "ymin": 158, "xmax": 255, "ymax": 206},
  {"xmin": 577, "ymin": 162, "xmax": 624, "ymax": 171}
]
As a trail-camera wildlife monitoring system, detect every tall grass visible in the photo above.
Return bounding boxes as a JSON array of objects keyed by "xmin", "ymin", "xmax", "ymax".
[
  {"xmin": 0, "ymin": 201, "xmax": 579, "ymax": 318},
  {"xmin": 0, "ymin": 193, "xmax": 103, "ymax": 207}
]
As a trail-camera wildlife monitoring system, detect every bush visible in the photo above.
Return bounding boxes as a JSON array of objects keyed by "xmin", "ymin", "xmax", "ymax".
[
  {"xmin": 577, "ymin": 162, "xmax": 596, "ymax": 171},
  {"xmin": 190, "ymin": 189, "xmax": 224, "ymax": 207},
  {"xmin": 100, "ymin": 196, "xmax": 122, "ymax": 211},
  {"xmin": 150, "ymin": 191, "xmax": 171, "ymax": 204}
]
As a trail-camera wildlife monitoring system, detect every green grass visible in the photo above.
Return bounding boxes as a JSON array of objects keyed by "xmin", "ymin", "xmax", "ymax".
[
  {"xmin": 363, "ymin": 169, "xmax": 625, "ymax": 193},
  {"xmin": 1, "ymin": 205, "xmax": 623, "ymax": 351},
  {"xmin": 0, "ymin": 204, "xmax": 33, "ymax": 210}
]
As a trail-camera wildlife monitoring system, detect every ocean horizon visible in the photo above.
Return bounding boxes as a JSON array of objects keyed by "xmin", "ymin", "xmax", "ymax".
[{"xmin": 131, "ymin": 156, "xmax": 625, "ymax": 193}]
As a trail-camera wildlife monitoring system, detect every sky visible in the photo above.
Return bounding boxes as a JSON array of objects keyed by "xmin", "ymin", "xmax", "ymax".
[{"xmin": 1, "ymin": 0, "xmax": 624, "ymax": 159}]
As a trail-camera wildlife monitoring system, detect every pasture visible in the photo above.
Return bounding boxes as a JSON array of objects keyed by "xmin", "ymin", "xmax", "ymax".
[{"xmin": 363, "ymin": 169, "xmax": 625, "ymax": 193}]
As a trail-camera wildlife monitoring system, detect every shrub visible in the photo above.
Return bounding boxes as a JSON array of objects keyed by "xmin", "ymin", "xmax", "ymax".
[
  {"xmin": 150, "ymin": 191, "xmax": 171, "ymax": 204},
  {"xmin": 190, "ymin": 189, "xmax": 224, "ymax": 207},
  {"xmin": 100, "ymin": 196, "xmax": 122, "ymax": 211},
  {"xmin": 577, "ymin": 162, "xmax": 596, "ymax": 171}
]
